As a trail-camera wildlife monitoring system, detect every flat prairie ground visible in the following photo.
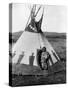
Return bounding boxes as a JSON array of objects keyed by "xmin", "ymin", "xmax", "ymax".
[{"xmin": 9, "ymin": 32, "xmax": 66, "ymax": 86}]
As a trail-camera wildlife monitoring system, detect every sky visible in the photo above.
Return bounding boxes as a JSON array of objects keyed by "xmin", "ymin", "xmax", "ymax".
[{"xmin": 12, "ymin": 3, "xmax": 67, "ymax": 33}]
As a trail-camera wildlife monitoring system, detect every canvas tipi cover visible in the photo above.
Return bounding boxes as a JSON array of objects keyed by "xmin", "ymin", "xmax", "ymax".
[{"xmin": 12, "ymin": 5, "xmax": 60, "ymax": 67}]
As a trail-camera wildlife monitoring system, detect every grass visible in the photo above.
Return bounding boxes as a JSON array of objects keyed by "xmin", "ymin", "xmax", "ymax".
[
  {"xmin": 11, "ymin": 70, "xmax": 66, "ymax": 87},
  {"xmin": 9, "ymin": 60, "xmax": 66, "ymax": 86}
]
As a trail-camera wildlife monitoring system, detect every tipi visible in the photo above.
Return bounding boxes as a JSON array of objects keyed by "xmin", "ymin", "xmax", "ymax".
[{"xmin": 12, "ymin": 5, "xmax": 60, "ymax": 67}]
